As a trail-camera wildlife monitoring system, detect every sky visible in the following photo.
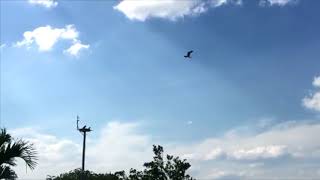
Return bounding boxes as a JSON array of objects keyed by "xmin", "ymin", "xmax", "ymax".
[{"xmin": 0, "ymin": 0, "xmax": 320, "ymax": 179}]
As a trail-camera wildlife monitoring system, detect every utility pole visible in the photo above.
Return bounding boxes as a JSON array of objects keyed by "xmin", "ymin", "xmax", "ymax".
[{"xmin": 76, "ymin": 116, "xmax": 92, "ymax": 180}]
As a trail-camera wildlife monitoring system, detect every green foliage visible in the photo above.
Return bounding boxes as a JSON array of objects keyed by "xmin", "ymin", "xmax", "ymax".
[
  {"xmin": 47, "ymin": 168, "xmax": 120, "ymax": 180},
  {"xmin": 0, "ymin": 128, "xmax": 38, "ymax": 179},
  {"xmin": 123, "ymin": 145, "xmax": 195, "ymax": 180},
  {"xmin": 49, "ymin": 145, "xmax": 195, "ymax": 180}
]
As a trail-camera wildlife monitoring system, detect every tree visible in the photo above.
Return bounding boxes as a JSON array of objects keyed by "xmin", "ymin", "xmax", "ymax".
[
  {"xmin": 0, "ymin": 128, "xmax": 38, "ymax": 179},
  {"xmin": 47, "ymin": 168, "xmax": 121, "ymax": 180},
  {"xmin": 126, "ymin": 145, "xmax": 195, "ymax": 180}
]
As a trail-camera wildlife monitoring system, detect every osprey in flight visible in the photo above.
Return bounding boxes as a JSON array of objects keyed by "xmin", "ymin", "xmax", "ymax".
[{"xmin": 184, "ymin": 50, "xmax": 193, "ymax": 59}]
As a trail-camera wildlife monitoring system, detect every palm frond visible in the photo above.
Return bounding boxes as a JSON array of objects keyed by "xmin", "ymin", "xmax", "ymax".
[
  {"xmin": 0, "ymin": 140, "xmax": 38, "ymax": 169},
  {"xmin": 0, "ymin": 165, "xmax": 17, "ymax": 179},
  {"xmin": 0, "ymin": 128, "xmax": 12, "ymax": 148}
]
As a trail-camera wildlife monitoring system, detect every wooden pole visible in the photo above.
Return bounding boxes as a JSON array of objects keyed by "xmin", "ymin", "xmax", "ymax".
[
  {"xmin": 81, "ymin": 131, "xmax": 86, "ymax": 180},
  {"xmin": 77, "ymin": 116, "xmax": 92, "ymax": 180}
]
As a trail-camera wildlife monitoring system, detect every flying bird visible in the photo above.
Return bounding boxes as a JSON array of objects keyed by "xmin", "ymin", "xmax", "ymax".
[{"xmin": 184, "ymin": 50, "xmax": 193, "ymax": 59}]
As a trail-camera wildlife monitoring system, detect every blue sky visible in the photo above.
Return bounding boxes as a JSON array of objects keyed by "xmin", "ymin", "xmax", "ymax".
[{"xmin": 1, "ymin": 0, "xmax": 320, "ymax": 179}]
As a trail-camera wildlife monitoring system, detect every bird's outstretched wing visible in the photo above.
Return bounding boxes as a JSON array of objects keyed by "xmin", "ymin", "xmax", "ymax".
[{"xmin": 184, "ymin": 50, "xmax": 193, "ymax": 58}]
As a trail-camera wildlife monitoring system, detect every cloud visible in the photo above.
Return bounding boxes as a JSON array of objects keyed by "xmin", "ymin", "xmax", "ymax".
[
  {"xmin": 10, "ymin": 120, "xmax": 320, "ymax": 179},
  {"xmin": 203, "ymin": 148, "xmax": 224, "ymax": 160},
  {"xmin": 28, "ymin": 0, "xmax": 58, "ymax": 8},
  {"xmin": 0, "ymin": 43, "xmax": 6, "ymax": 50},
  {"xmin": 11, "ymin": 122, "xmax": 153, "ymax": 179},
  {"xmin": 174, "ymin": 121, "xmax": 320, "ymax": 179},
  {"xmin": 86, "ymin": 122, "xmax": 153, "ymax": 172},
  {"xmin": 304, "ymin": 92, "xmax": 320, "ymax": 111},
  {"xmin": 114, "ymin": 0, "xmax": 301, "ymax": 21},
  {"xmin": 313, "ymin": 76, "xmax": 320, "ymax": 87},
  {"xmin": 303, "ymin": 76, "xmax": 320, "ymax": 112},
  {"xmin": 15, "ymin": 25, "xmax": 89, "ymax": 56},
  {"xmin": 114, "ymin": 0, "xmax": 242, "ymax": 21},
  {"xmin": 11, "ymin": 127, "xmax": 81, "ymax": 178},
  {"xmin": 231, "ymin": 145, "xmax": 287, "ymax": 160},
  {"xmin": 205, "ymin": 169, "xmax": 244, "ymax": 180},
  {"xmin": 259, "ymin": 0, "xmax": 297, "ymax": 6},
  {"xmin": 64, "ymin": 41, "xmax": 90, "ymax": 57},
  {"xmin": 175, "ymin": 121, "xmax": 320, "ymax": 162},
  {"xmin": 16, "ymin": 25, "xmax": 78, "ymax": 51},
  {"xmin": 187, "ymin": 121, "xmax": 193, "ymax": 125}
]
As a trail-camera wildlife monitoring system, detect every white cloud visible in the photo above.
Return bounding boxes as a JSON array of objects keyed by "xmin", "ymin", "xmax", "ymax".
[
  {"xmin": 187, "ymin": 120, "xmax": 193, "ymax": 125},
  {"xmin": 304, "ymin": 92, "xmax": 320, "ymax": 112},
  {"xmin": 64, "ymin": 41, "xmax": 90, "ymax": 56},
  {"xmin": 303, "ymin": 76, "xmax": 320, "ymax": 112},
  {"xmin": 15, "ymin": 25, "xmax": 89, "ymax": 56},
  {"xmin": 313, "ymin": 76, "xmax": 320, "ymax": 88},
  {"xmin": 231, "ymin": 145, "xmax": 287, "ymax": 160},
  {"xmin": 114, "ymin": 0, "xmax": 299, "ymax": 21},
  {"xmin": 259, "ymin": 0, "xmax": 297, "ymax": 6},
  {"xmin": 174, "ymin": 121, "xmax": 320, "ymax": 162},
  {"xmin": 11, "ymin": 122, "xmax": 153, "ymax": 179},
  {"xmin": 10, "ymin": 120, "xmax": 320, "ymax": 179},
  {"xmin": 0, "ymin": 43, "xmax": 6, "ymax": 49},
  {"xmin": 174, "ymin": 121, "xmax": 320, "ymax": 179},
  {"xmin": 28, "ymin": 0, "xmax": 58, "ymax": 8},
  {"xmin": 11, "ymin": 127, "xmax": 81, "ymax": 178},
  {"xmin": 203, "ymin": 148, "xmax": 224, "ymax": 160},
  {"xmin": 205, "ymin": 169, "xmax": 245, "ymax": 180},
  {"xmin": 16, "ymin": 25, "xmax": 78, "ymax": 51},
  {"xmin": 114, "ymin": 0, "xmax": 242, "ymax": 21},
  {"xmin": 87, "ymin": 122, "xmax": 152, "ymax": 172}
]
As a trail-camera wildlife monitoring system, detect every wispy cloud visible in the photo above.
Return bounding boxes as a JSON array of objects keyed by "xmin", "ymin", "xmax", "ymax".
[
  {"xmin": 0, "ymin": 43, "xmax": 6, "ymax": 50},
  {"xmin": 114, "ymin": 0, "xmax": 242, "ymax": 22},
  {"xmin": 11, "ymin": 127, "xmax": 81, "ymax": 178},
  {"xmin": 28, "ymin": 0, "xmax": 58, "ymax": 8},
  {"xmin": 15, "ymin": 25, "xmax": 78, "ymax": 51},
  {"xmin": 86, "ymin": 122, "xmax": 152, "ymax": 172},
  {"xmin": 11, "ymin": 120, "xmax": 320, "ymax": 179},
  {"xmin": 63, "ymin": 41, "xmax": 90, "ymax": 57},
  {"xmin": 172, "ymin": 121, "xmax": 320, "ymax": 179},
  {"xmin": 231, "ymin": 145, "xmax": 287, "ymax": 160},
  {"xmin": 313, "ymin": 76, "xmax": 320, "ymax": 87},
  {"xmin": 11, "ymin": 122, "xmax": 152, "ymax": 178},
  {"xmin": 303, "ymin": 76, "xmax": 320, "ymax": 112},
  {"xmin": 114, "ymin": 0, "xmax": 301, "ymax": 21},
  {"xmin": 15, "ymin": 25, "xmax": 89, "ymax": 57},
  {"xmin": 259, "ymin": 0, "xmax": 298, "ymax": 6}
]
